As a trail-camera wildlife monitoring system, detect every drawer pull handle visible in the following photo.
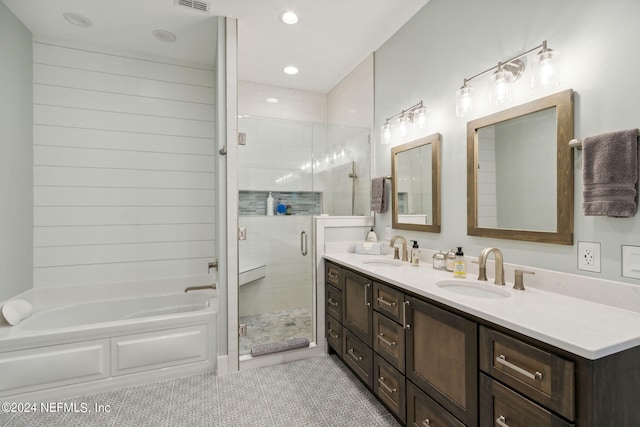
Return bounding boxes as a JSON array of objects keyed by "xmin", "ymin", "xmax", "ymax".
[
  {"xmin": 328, "ymin": 271, "xmax": 338, "ymax": 279},
  {"xmin": 347, "ymin": 348, "xmax": 363, "ymax": 362},
  {"xmin": 422, "ymin": 420, "xmax": 431, "ymax": 427},
  {"xmin": 496, "ymin": 415, "xmax": 509, "ymax": 427},
  {"xmin": 496, "ymin": 355, "xmax": 543, "ymax": 381},
  {"xmin": 365, "ymin": 283, "xmax": 371, "ymax": 307},
  {"xmin": 377, "ymin": 377, "xmax": 397, "ymax": 394},
  {"xmin": 377, "ymin": 333, "xmax": 397, "ymax": 347},
  {"xmin": 402, "ymin": 300, "xmax": 411, "ymax": 329},
  {"xmin": 377, "ymin": 296, "xmax": 397, "ymax": 307},
  {"xmin": 327, "ymin": 328, "xmax": 339, "ymax": 339},
  {"xmin": 328, "ymin": 298, "xmax": 339, "ymax": 307}
]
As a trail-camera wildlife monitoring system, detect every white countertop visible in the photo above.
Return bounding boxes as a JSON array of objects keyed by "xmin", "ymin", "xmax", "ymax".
[{"xmin": 324, "ymin": 252, "xmax": 640, "ymax": 360}]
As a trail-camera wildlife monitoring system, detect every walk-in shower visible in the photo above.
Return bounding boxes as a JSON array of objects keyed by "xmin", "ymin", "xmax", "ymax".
[{"xmin": 237, "ymin": 116, "xmax": 369, "ymax": 357}]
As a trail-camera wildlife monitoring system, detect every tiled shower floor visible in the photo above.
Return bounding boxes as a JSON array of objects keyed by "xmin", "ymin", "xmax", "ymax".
[
  {"xmin": 0, "ymin": 355, "xmax": 398, "ymax": 427},
  {"xmin": 239, "ymin": 308, "xmax": 313, "ymax": 355}
]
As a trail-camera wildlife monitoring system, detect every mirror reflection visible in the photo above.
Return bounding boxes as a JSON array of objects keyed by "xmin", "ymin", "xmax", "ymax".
[
  {"xmin": 392, "ymin": 133, "xmax": 441, "ymax": 233},
  {"xmin": 467, "ymin": 89, "xmax": 574, "ymax": 244},
  {"xmin": 477, "ymin": 107, "xmax": 557, "ymax": 231}
]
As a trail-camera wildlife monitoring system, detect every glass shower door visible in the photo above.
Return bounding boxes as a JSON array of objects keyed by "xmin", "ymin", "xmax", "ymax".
[{"xmin": 237, "ymin": 116, "xmax": 317, "ymax": 357}]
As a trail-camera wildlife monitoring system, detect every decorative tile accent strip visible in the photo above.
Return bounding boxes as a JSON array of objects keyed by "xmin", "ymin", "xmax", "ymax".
[{"xmin": 239, "ymin": 191, "xmax": 322, "ymax": 216}]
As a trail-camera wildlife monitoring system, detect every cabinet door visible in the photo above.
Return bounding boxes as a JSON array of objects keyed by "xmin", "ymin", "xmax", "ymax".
[
  {"xmin": 406, "ymin": 296, "xmax": 478, "ymax": 427},
  {"xmin": 342, "ymin": 270, "xmax": 373, "ymax": 346}
]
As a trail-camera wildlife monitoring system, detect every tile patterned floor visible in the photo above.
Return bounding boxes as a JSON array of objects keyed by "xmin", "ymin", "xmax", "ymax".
[
  {"xmin": 239, "ymin": 308, "xmax": 313, "ymax": 356},
  {"xmin": 1, "ymin": 355, "xmax": 399, "ymax": 427}
]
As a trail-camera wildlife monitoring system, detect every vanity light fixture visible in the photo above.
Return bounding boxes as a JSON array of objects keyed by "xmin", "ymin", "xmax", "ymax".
[
  {"xmin": 380, "ymin": 101, "xmax": 428, "ymax": 145},
  {"xmin": 455, "ymin": 40, "xmax": 560, "ymax": 117}
]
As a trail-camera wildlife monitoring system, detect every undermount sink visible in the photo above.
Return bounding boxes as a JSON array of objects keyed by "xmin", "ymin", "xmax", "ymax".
[
  {"xmin": 436, "ymin": 280, "xmax": 511, "ymax": 299},
  {"xmin": 361, "ymin": 258, "xmax": 404, "ymax": 267}
]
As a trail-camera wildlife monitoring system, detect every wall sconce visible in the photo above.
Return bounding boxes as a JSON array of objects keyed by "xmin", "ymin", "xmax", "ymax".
[
  {"xmin": 380, "ymin": 101, "xmax": 428, "ymax": 145},
  {"xmin": 455, "ymin": 40, "xmax": 559, "ymax": 117}
]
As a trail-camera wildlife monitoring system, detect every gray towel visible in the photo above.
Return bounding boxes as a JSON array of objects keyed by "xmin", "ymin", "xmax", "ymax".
[
  {"xmin": 583, "ymin": 129, "xmax": 639, "ymax": 217},
  {"xmin": 371, "ymin": 177, "xmax": 388, "ymax": 213}
]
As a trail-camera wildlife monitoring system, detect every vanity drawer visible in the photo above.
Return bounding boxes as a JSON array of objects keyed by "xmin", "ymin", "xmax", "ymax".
[
  {"xmin": 407, "ymin": 380, "xmax": 465, "ymax": 427},
  {"xmin": 479, "ymin": 326, "xmax": 575, "ymax": 420},
  {"xmin": 343, "ymin": 327, "xmax": 373, "ymax": 388},
  {"xmin": 373, "ymin": 311, "xmax": 405, "ymax": 373},
  {"xmin": 326, "ymin": 315, "xmax": 342, "ymax": 354},
  {"xmin": 373, "ymin": 354, "xmax": 406, "ymax": 423},
  {"xmin": 372, "ymin": 282, "xmax": 404, "ymax": 323},
  {"xmin": 326, "ymin": 262, "xmax": 342, "ymax": 289},
  {"xmin": 480, "ymin": 374, "xmax": 574, "ymax": 427},
  {"xmin": 326, "ymin": 284, "xmax": 342, "ymax": 322}
]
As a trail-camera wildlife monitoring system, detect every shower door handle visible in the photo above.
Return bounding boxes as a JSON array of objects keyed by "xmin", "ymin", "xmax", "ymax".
[{"xmin": 300, "ymin": 231, "xmax": 308, "ymax": 256}]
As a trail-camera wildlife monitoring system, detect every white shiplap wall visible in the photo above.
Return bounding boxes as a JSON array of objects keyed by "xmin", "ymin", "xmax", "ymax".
[{"xmin": 33, "ymin": 41, "xmax": 216, "ymax": 288}]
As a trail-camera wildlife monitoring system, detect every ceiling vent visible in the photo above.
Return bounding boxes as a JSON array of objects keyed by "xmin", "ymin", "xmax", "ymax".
[{"xmin": 175, "ymin": 0, "xmax": 210, "ymax": 13}]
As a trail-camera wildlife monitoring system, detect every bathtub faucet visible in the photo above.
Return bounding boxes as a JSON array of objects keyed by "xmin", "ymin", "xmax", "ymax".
[{"xmin": 184, "ymin": 284, "xmax": 217, "ymax": 293}]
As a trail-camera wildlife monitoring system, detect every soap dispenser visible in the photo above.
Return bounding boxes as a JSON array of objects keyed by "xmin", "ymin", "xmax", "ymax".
[
  {"xmin": 366, "ymin": 227, "xmax": 378, "ymax": 243},
  {"xmin": 453, "ymin": 246, "xmax": 466, "ymax": 278},
  {"xmin": 410, "ymin": 240, "xmax": 420, "ymax": 266}
]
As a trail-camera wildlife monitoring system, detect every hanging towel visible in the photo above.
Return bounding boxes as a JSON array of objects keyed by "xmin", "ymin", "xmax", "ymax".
[
  {"xmin": 371, "ymin": 177, "xmax": 388, "ymax": 213},
  {"xmin": 583, "ymin": 129, "xmax": 639, "ymax": 217}
]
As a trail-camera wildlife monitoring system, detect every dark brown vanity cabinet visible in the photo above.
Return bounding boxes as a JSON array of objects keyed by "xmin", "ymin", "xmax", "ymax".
[
  {"xmin": 325, "ymin": 260, "xmax": 640, "ymax": 427},
  {"xmin": 405, "ymin": 296, "xmax": 478, "ymax": 427}
]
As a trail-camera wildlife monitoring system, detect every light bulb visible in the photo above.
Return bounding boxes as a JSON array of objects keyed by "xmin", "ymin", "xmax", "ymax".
[
  {"xmin": 532, "ymin": 47, "xmax": 559, "ymax": 89},
  {"xmin": 489, "ymin": 67, "xmax": 514, "ymax": 105},
  {"xmin": 396, "ymin": 115, "xmax": 409, "ymax": 137},
  {"xmin": 414, "ymin": 106, "xmax": 428, "ymax": 129},
  {"xmin": 381, "ymin": 123, "xmax": 392, "ymax": 145},
  {"xmin": 455, "ymin": 83, "xmax": 473, "ymax": 117}
]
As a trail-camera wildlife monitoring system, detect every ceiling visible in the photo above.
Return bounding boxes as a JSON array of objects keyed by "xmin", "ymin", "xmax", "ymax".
[{"xmin": 2, "ymin": 0, "xmax": 429, "ymax": 93}]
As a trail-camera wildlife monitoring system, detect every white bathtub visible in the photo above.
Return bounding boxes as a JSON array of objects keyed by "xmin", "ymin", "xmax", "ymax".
[{"xmin": 0, "ymin": 290, "xmax": 217, "ymax": 402}]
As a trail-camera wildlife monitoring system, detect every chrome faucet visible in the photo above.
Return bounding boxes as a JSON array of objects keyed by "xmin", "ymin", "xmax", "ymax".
[
  {"xmin": 477, "ymin": 247, "xmax": 505, "ymax": 285},
  {"xmin": 184, "ymin": 284, "xmax": 217, "ymax": 293},
  {"xmin": 389, "ymin": 235, "xmax": 409, "ymax": 261}
]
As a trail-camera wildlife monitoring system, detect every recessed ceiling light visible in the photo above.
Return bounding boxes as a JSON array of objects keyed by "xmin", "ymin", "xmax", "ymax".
[
  {"xmin": 152, "ymin": 29, "xmax": 177, "ymax": 43},
  {"xmin": 281, "ymin": 11, "xmax": 299, "ymax": 25},
  {"xmin": 266, "ymin": 98, "xmax": 279, "ymax": 104},
  {"xmin": 63, "ymin": 12, "xmax": 93, "ymax": 28},
  {"xmin": 283, "ymin": 66, "xmax": 299, "ymax": 75}
]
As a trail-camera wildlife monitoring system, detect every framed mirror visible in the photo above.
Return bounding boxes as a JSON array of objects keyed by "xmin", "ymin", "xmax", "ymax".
[
  {"xmin": 391, "ymin": 133, "xmax": 441, "ymax": 233},
  {"xmin": 467, "ymin": 89, "xmax": 574, "ymax": 244}
]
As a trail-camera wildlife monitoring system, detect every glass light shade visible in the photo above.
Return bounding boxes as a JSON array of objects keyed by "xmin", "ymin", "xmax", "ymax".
[
  {"xmin": 396, "ymin": 115, "xmax": 410, "ymax": 137},
  {"xmin": 381, "ymin": 123, "xmax": 392, "ymax": 145},
  {"xmin": 413, "ymin": 106, "xmax": 428, "ymax": 129},
  {"xmin": 532, "ymin": 48, "xmax": 559, "ymax": 89},
  {"xmin": 455, "ymin": 84, "xmax": 473, "ymax": 117},
  {"xmin": 489, "ymin": 68, "xmax": 514, "ymax": 105}
]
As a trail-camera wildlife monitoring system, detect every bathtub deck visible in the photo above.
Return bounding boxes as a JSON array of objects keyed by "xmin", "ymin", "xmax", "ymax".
[{"xmin": 0, "ymin": 355, "xmax": 396, "ymax": 427}]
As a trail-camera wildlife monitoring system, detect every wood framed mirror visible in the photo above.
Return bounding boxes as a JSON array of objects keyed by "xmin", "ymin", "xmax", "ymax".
[
  {"xmin": 467, "ymin": 89, "xmax": 574, "ymax": 244},
  {"xmin": 391, "ymin": 133, "xmax": 441, "ymax": 233}
]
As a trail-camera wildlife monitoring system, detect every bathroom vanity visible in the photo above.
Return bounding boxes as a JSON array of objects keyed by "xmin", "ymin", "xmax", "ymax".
[{"xmin": 324, "ymin": 253, "xmax": 640, "ymax": 427}]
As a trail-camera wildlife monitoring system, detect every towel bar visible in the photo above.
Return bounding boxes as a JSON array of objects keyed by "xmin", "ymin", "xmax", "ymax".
[{"xmin": 569, "ymin": 130, "xmax": 640, "ymax": 150}]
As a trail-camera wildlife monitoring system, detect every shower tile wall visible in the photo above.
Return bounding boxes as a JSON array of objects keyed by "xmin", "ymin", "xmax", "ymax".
[{"xmin": 32, "ymin": 39, "xmax": 216, "ymax": 289}]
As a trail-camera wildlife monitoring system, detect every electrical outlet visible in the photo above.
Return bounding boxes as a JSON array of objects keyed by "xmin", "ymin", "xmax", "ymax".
[{"xmin": 577, "ymin": 241, "xmax": 601, "ymax": 272}]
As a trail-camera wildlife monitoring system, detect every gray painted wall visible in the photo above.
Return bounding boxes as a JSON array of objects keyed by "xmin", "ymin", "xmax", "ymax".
[
  {"xmin": 0, "ymin": 3, "xmax": 33, "ymax": 301},
  {"xmin": 374, "ymin": 0, "xmax": 640, "ymax": 284}
]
